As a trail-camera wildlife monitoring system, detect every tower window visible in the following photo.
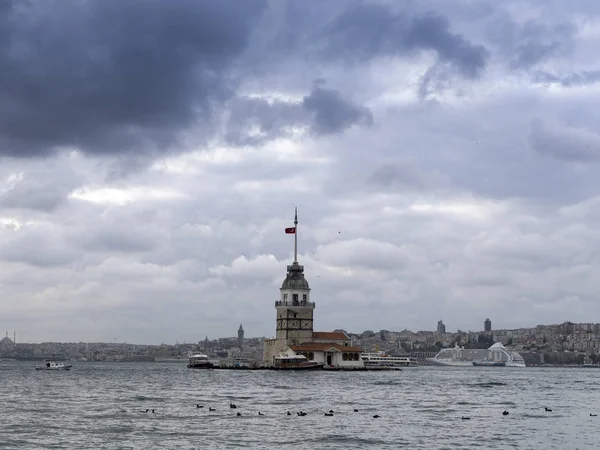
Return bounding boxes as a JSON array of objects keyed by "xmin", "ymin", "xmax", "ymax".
[
  {"xmin": 292, "ymin": 294, "xmax": 298, "ymax": 304},
  {"xmin": 302, "ymin": 294, "xmax": 307, "ymax": 303},
  {"xmin": 283, "ymin": 294, "xmax": 288, "ymax": 302}
]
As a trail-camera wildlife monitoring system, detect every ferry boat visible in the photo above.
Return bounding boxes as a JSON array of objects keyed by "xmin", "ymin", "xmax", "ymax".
[
  {"xmin": 35, "ymin": 360, "xmax": 73, "ymax": 371},
  {"xmin": 361, "ymin": 352, "xmax": 418, "ymax": 368},
  {"xmin": 187, "ymin": 353, "xmax": 215, "ymax": 369},
  {"xmin": 273, "ymin": 353, "xmax": 323, "ymax": 370},
  {"xmin": 428, "ymin": 342, "xmax": 526, "ymax": 367}
]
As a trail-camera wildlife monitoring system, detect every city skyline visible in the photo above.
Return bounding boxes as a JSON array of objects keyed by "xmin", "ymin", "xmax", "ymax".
[
  {"xmin": 1, "ymin": 1, "xmax": 600, "ymax": 344},
  {"xmin": 2, "ymin": 316, "xmax": 589, "ymax": 345}
]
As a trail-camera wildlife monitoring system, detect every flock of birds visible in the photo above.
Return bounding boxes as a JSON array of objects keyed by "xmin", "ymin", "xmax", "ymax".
[
  {"xmin": 193, "ymin": 403, "xmax": 382, "ymax": 419},
  {"xmin": 460, "ymin": 407, "xmax": 598, "ymax": 420},
  {"xmin": 141, "ymin": 403, "xmax": 599, "ymax": 420},
  {"xmin": 141, "ymin": 402, "xmax": 380, "ymax": 418}
]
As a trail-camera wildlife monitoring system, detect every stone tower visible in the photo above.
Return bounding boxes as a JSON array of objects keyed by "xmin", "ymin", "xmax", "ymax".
[
  {"xmin": 275, "ymin": 260, "xmax": 314, "ymax": 345},
  {"xmin": 238, "ymin": 324, "xmax": 244, "ymax": 350},
  {"xmin": 263, "ymin": 208, "xmax": 315, "ymax": 364}
]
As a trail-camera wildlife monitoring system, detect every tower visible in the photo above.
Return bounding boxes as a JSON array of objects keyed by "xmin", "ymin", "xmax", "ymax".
[
  {"xmin": 263, "ymin": 208, "xmax": 315, "ymax": 364},
  {"xmin": 484, "ymin": 318, "xmax": 492, "ymax": 332},
  {"xmin": 238, "ymin": 324, "xmax": 244, "ymax": 350},
  {"xmin": 437, "ymin": 320, "xmax": 446, "ymax": 334}
]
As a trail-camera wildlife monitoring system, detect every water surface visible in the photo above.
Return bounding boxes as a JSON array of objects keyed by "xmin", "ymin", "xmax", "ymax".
[{"xmin": 1, "ymin": 361, "xmax": 598, "ymax": 449}]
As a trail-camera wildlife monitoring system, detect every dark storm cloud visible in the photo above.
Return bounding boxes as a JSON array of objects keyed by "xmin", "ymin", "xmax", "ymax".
[
  {"xmin": 529, "ymin": 119, "xmax": 600, "ymax": 162},
  {"xmin": 302, "ymin": 86, "xmax": 373, "ymax": 135},
  {"xmin": 0, "ymin": 0, "xmax": 266, "ymax": 157},
  {"xmin": 487, "ymin": 16, "xmax": 575, "ymax": 69},
  {"xmin": 320, "ymin": 3, "xmax": 488, "ymax": 77},
  {"xmin": 224, "ymin": 84, "xmax": 372, "ymax": 143}
]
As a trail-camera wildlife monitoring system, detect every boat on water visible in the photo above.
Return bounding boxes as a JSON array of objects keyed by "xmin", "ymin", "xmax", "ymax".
[
  {"xmin": 361, "ymin": 352, "xmax": 418, "ymax": 368},
  {"xmin": 35, "ymin": 360, "xmax": 73, "ymax": 371},
  {"xmin": 187, "ymin": 353, "xmax": 215, "ymax": 369},
  {"xmin": 273, "ymin": 353, "xmax": 324, "ymax": 370},
  {"xmin": 428, "ymin": 342, "xmax": 526, "ymax": 367}
]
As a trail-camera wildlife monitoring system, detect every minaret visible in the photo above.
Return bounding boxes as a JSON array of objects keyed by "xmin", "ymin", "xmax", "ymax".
[
  {"xmin": 238, "ymin": 324, "xmax": 244, "ymax": 350},
  {"xmin": 263, "ymin": 208, "xmax": 315, "ymax": 364}
]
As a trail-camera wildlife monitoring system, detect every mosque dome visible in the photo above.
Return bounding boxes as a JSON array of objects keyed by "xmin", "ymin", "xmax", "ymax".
[{"xmin": 281, "ymin": 262, "xmax": 310, "ymax": 290}]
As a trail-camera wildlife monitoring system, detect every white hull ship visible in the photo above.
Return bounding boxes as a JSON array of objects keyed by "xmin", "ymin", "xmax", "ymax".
[
  {"xmin": 361, "ymin": 352, "xmax": 418, "ymax": 369},
  {"xmin": 428, "ymin": 342, "xmax": 526, "ymax": 367},
  {"xmin": 35, "ymin": 360, "xmax": 72, "ymax": 371}
]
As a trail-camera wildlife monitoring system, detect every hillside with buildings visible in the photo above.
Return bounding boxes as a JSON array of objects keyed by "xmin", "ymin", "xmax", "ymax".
[{"xmin": 1, "ymin": 320, "xmax": 599, "ymax": 366}]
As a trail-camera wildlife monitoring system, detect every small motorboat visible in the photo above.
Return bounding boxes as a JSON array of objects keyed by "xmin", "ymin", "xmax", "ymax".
[{"xmin": 35, "ymin": 360, "xmax": 73, "ymax": 371}]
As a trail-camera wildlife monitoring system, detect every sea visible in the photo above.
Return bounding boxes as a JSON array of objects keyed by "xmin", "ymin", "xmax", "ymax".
[{"xmin": 1, "ymin": 361, "xmax": 599, "ymax": 450}]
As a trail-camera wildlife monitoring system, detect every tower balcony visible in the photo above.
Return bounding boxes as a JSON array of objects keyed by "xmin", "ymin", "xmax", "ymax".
[{"xmin": 275, "ymin": 300, "xmax": 315, "ymax": 308}]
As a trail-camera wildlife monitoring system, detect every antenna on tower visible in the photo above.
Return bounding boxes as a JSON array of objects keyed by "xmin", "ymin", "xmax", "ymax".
[{"xmin": 294, "ymin": 207, "xmax": 298, "ymax": 263}]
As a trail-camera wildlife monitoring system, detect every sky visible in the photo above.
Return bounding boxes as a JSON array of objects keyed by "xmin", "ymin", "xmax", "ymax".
[{"xmin": 1, "ymin": 0, "xmax": 600, "ymax": 344}]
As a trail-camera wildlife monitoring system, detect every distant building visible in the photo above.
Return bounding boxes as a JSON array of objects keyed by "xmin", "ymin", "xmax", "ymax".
[
  {"xmin": 484, "ymin": 318, "xmax": 492, "ymax": 332},
  {"xmin": 238, "ymin": 324, "xmax": 244, "ymax": 350},
  {"xmin": 0, "ymin": 332, "xmax": 15, "ymax": 354},
  {"xmin": 437, "ymin": 320, "xmax": 446, "ymax": 334}
]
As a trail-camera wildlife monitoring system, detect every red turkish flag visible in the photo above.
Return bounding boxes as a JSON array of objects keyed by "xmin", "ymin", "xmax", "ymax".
[{"xmin": 285, "ymin": 227, "xmax": 296, "ymax": 234}]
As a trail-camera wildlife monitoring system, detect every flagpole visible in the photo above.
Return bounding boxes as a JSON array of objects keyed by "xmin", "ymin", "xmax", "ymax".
[{"xmin": 294, "ymin": 207, "xmax": 298, "ymax": 263}]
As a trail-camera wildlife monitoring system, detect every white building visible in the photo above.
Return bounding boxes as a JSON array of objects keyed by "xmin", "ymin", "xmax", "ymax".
[{"xmin": 263, "ymin": 209, "xmax": 363, "ymax": 368}]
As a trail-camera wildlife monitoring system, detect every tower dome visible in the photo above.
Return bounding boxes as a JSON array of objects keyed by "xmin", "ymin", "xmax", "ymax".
[{"xmin": 281, "ymin": 262, "xmax": 310, "ymax": 290}]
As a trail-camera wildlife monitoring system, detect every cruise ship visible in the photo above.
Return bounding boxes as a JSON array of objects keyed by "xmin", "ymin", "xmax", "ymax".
[{"xmin": 428, "ymin": 342, "xmax": 526, "ymax": 367}]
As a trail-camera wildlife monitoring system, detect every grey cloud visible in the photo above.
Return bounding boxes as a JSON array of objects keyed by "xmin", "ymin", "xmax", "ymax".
[
  {"xmin": 224, "ymin": 84, "xmax": 372, "ymax": 143},
  {"xmin": 0, "ymin": 225, "xmax": 77, "ymax": 267},
  {"xmin": 366, "ymin": 163, "xmax": 449, "ymax": 191},
  {"xmin": 0, "ymin": 0, "xmax": 266, "ymax": 158},
  {"xmin": 487, "ymin": 17, "xmax": 575, "ymax": 69},
  {"xmin": 321, "ymin": 3, "xmax": 488, "ymax": 77},
  {"xmin": 0, "ymin": 171, "xmax": 79, "ymax": 212},
  {"xmin": 534, "ymin": 70, "xmax": 600, "ymax": 87},
  {"xmin": 77, "ymin": 226, "xmax": 164, "ymax": 254},
  {"xmin": 302, "ymin": 86, "xmax": 373, "ymax": 135},
  {"xmin": 224, "ymin": 96, "xmax": 308, "ymax": 146},
  {"xmin": 529, "ymin": 119, "xmax": 600, "ymax": 162}
]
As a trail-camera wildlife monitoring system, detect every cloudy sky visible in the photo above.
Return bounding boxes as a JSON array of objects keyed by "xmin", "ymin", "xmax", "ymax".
[{"xmin": 1, "ymin": 0, "xmax": 600, "ymax": 344}]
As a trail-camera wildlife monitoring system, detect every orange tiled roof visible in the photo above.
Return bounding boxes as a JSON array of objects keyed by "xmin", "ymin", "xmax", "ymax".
[
  {"xmin": 290, "ymin": 342, "xmax": 362, "ymax": 353},
  {"xmin": 312, "ymin": 331, "xmax": 349, "ymax": 341}
]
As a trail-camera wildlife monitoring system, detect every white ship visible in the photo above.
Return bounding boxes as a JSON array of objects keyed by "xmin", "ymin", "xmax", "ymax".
[
  {"xmin": 428, "ymin": 342, "xmax": 526, "ymax": 367},
  {"xmin": 361, "ymin": 351, "xmax": 418, "ymax": 368}
]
